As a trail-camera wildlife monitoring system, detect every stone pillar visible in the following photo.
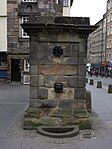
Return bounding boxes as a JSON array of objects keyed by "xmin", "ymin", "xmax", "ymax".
[{"xmin": 22, "ymin": 16, "xmax": 97, "ymax": 129}]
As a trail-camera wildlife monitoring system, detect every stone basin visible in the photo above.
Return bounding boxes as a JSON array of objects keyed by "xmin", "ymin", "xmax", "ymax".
[{"xmin": 37, "ymin": 125, "xmax": 79, "ymax": 138}]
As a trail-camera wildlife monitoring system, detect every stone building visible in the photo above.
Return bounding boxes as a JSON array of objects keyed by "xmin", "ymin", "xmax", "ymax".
[
  {"xmin": 22, "ymin": 16, "xmax": 96, "ymax": 129},
  {"xmin": 63, "ymin": 0, "xmax": 73, "ymax": 16},
  {"xmin": 106, "ymin": 0, "xmax": 112, "ymax": 61},
  {"xmin": 87, "ymin": 17, "xmax": 106, "ymax": 64},
  {"xmin": 0, "ymin": 0, "xmax": 7, "ymax": 81},
  {"xmin": 87, "ymin": 0, "xmax": 112, "ymax": 64},
  {"xmin": 7, "ymin": 0, "xmax": 64, "ymax": 83},
  {"xmin": 5, "ymin": 0, "xmax": 74, "ymax": 83}
]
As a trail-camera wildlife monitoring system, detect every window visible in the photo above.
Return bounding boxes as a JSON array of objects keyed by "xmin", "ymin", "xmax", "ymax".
[
  {"xmin": 22, "ymin": 0, "xmax": 36, "ymax": 2},
  {"xmin": 63, "ymin": 0, "xmax": 69, "ymax": 6},
  {"xmin": 22, "ymin": 17, "xmax": 29, "ymax": 38}
]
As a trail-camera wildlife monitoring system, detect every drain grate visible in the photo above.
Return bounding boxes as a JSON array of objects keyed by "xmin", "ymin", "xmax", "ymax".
[{"xmin": 82, "ymin": 132, "xmax": 96, "ymax": 139}]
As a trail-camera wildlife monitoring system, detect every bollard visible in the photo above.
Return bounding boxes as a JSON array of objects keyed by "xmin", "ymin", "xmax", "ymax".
[
  {"xmin": 86, "ymin": 78, "xmax": 88, "ymax": 83},
  {"xmin": 85, "ymin": 91, "xmax": 92, "ymax": 113},
  {"xmin": 108, "ymin": 84, "xmax": 112, "ymax": 93},
  {"xmin": 97, "ymin": 81, "xmax": 102, "ymax": 88},
  {"xmin": 89, "ymin": 79, "xmax": 94, "ymax": 85}
]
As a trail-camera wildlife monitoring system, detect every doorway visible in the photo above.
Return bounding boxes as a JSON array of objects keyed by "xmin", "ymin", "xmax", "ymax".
[{"xmin": 11, "ymin": 59, "xmax": 21, "ymax": 82}]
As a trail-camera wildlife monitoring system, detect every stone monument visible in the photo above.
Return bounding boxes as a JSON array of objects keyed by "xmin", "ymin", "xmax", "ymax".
[{"xmin": 22, "ymin": 16, "xmax": 96, "ymax": 130}]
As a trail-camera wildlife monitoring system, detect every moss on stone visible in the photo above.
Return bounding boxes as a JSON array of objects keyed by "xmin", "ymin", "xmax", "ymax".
[
  {"xmin": 74, "ymin": 118, "xmax": 91, "ymax": 129},
  {"xmin": 49, "ymin": 109, "xmax": 74, "ymax": 118},
  {"xmin": 61, "ymin": 118, "xmax": 75, "ymax": 126},
  {"xmin": 24, "ymin": 117, "xmax": 58, "ymax": 128},
  {"xmin": 24, "ymin": 118, "xmax": 40, "ymax": 127},
  {"xmin": 24, "ymin": 108, "xmax": 43, "ymax": 118},
  {"xmin": 74, "ymin": 109, "xmax": 89, "ymax": 118}
]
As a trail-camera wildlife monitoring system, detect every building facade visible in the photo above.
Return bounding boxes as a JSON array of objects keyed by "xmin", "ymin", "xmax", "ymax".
[
  {"xmin": 87, "ymin": 0, "xmax": 112, "ymax": 65},
  {"xmin": 7, "ymin": 0, "xmax": 63, "ymax": 83},
  {"xmin": 63, "ymin": 0, "xmax": 73, "ymax": 16},
  {"xmin": 87, "ymin": 18, "xmax": 106, "ymax": 64},
  {"xmin": 106, "ymin": 0, "xmax": 112, "ymax": 61},
  {"xmin": 0, "ymin": 0, "xmax": 7, "ymax": 80},
  {"xmin": 0, "ymin": 0, "xmax": 74, "ymax": 83}
]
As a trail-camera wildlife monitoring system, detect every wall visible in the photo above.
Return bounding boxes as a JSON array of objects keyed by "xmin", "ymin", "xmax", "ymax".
[{"xmin": 0, "ymin": 0, "xmax": 7, "ymax": 52}]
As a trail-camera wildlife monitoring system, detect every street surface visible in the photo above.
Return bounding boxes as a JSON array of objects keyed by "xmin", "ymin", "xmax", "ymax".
[
  {"xmin": 0, "ymin": 79, "xmax": 112, "ymax": 149},
  {"xmin": 87, "ymin": 75, "xmax": 112, "ymax": 90},
  {"xmin": 0, "ymin": 84, "xmax": 29, "ymax": 138},
  {"xmin": 87, "ymin": 75, "xmax": 112, "ymax": 126}
]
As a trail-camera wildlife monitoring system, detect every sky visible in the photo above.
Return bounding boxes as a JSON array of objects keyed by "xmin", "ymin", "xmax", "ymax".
[{"xmin": 70, "ymin": 0, "xmax": 107, "ymax": 25}]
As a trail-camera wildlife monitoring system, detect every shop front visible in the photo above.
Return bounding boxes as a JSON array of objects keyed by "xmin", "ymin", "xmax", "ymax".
[{"xmin": 0, "ymin": 52, "xmax": 7, "ymax": 82}]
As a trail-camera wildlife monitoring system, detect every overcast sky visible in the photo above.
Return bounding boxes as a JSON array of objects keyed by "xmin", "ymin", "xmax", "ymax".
[{"xmin": 70, "ymin": 0, "xmax": 107, "ymax": 25}]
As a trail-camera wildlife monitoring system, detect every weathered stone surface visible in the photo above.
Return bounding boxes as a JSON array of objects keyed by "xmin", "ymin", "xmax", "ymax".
[
  {"xmin": 78, "ymin": 76, "xmax": 86, "ymax": 87},
  {"xmin": 43, "ymin": 99, "xmax": 57, "ymax": 108},
  {"xmin": 73, "ymin": 118, "xmax": 91, "ymax": 129},
  {"xmin": 68, "ymin": 76, "xmax": 77, "ymax": 88},
  {"xmin": 78, "ymin": 65, "xmax": 86, "ymax": 76},
  {"xmin": 56, "ymin": 76, "xmax": 69, "ymax": 87},
  {"xmin": 24, "ymin": 108, "xmax": 43, "ymax": 118},
  {"xmin": 62, "ymin": 43, "xmax": 79, "ymax": 57},
  {"xmin": 30, "ymin": 75, "xmax": 38, "ymax": 87},
  {"xmin": 54, "ymin": 17, "xmax": 90, "ymax": 25},
  {"xmin": 29, "ymin": 99, "xmax": 43, "ymax": 108},
  {"xmin": 30, "ymin": 87, "xmax": 38, "ymax": 99},
  {"xmin": 78, "ymin": 57, "xmax": 87, "ymax": 65},
  {"xmin": 52, "ymin": 57, "xmax": 65, "ymax": 65},
  {"xmin": 61, "ymin": 118, "xmax": 75, "ymax": 126},
  {"xmin": 30, "ymin": 75, "xmax": 44, "ymax": 87},
  {"xmin": 39, "ymin": 88, "xmax": 48, "ymax": 99},
  {"xmin": 22, "ymin": 15, "xmax": 96, "ymax": 129},
  {"xmin": 39, "ymin": 75, "xmax": 44, "ymax": 86},
  {"xmin": 65, "ymin": 57, "xmax": 78, "ymax": 65},
  {"xmin": 74, "ymin": 109, "xmax": 89, "ymax": 118},
  {"xmin": 39, "ymin": 65, "xmax": 77, "ymax": 75},
  {"xmin": 48, "ymin": 88, "xmax": 74, "ymax": 100},
  {"xmin": 44, "ymin": 75, "xmax": 56, "ymax": 87},
  {"xmin": 49, "ymin": 109, "xmax": 74, "ymax": 118},
  {"xmin": 44, "ymin": 75, "xmax": 69, "ymax": 88},
  {"xmin": 38, "ymin": 44, "xmax": 53, "ymax": 64},
  {"xmin": 24, "ymin": 117, "xmax": 58, "ymax": 127},
  {"xmin": 30, "ymin": 42, "xmax": 38, "ymax": 63},
  {"xmin": 30, "ymin": 64, "xmax": 38, "ymax": 75},
  {"xmin": 71, "ymin": 43, "xmax": 79, "ymax": 51},
  {"xmin": 58, "ymin": 99, "xmax": 86, "ymax": 109},
  {"xmin": 79, "ymin": 42, "xmax": 86, "ymax": 52},
  {"xmin": 74, "ymin": 88, "xmax": 86, "ymax": 99}
]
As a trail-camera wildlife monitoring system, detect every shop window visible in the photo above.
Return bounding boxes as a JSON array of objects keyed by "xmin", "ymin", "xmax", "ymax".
[{"xmin": 22, "ymin": 17, "xmax": 29, "ymax": 38}]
